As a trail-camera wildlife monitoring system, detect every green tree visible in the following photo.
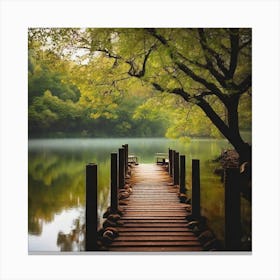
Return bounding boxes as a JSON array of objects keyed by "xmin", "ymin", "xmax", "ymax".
[
  {"xmin": 28, "ymin": 47, "xmax": 81, "ymax": 103},
  {"xmin": 29, "ymin": 28, "xmax": 252, "ymax": 162}
]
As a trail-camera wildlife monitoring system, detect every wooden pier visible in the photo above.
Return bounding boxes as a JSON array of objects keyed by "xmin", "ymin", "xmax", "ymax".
[
  {"xmin": 108, "ymin": 164, "xmax": 202, "ymax": 252},
  {"xmin": 86, "ymin": 144, "xmax": 245, "ymax": 252}
]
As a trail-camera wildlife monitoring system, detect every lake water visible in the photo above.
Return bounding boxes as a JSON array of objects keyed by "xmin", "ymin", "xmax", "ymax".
[{"xmin": 28, "ymin": 137, "xmax": 251, "ymax": 252}]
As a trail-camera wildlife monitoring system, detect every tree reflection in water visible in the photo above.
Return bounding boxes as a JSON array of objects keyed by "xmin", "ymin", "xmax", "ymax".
[
  {"xmin": 29, "ymin": 138, "xmax": 251, "ymax": 251},
  {"xmin": 57, "ymin": 217, "xmax": 85, "ymax": 251},
  {"xmin": 28, "ymin": 144, "xmax": 111, "ymax": 252}
]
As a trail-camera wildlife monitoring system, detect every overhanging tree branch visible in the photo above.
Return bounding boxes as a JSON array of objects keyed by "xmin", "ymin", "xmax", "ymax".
[
  {"xmin": 175, "ymin": 61, "xmax": 227, "ymax": 104},
  {"xmin": 228, "ymin": 28, "xmax": 240, "ymax": 79},
  {"xmin": 236, "ymin": 74, "xmax": 252, "ymax": 94},
  {"xmin": 146, "ymin": 28, "xmax": 168, "ymax": 45},
  {"xmin": 195, "ymin": 96, "xmax": 231, "ymax": 140},
  {"xmin": 163, "ymin": 66, "xmax": 185, "ymax": 89},
  {"xmin": 197, "ymin": 28, "xmax": 228, "ymax": 86},
  {"xmin": 176, "ymin": 51, "xmax": 227, "ymax": 87},
  {"xmin": 197, "ymin": 28, "xmax": 229, "ymax": 77},
  {"xmin": 147, "ymin": 28, "xmax": 228, "ymax": 105},
  {"xmin": 152, "ymin": 82, "xmax": 190, "ymax": 101},
  {"xmin": 127, "ymin": 44, "xmax": 156, "ymax": 78},
  {"xmin": 96, "ymin": 48, "xmax": 121, "ymax": 60}
]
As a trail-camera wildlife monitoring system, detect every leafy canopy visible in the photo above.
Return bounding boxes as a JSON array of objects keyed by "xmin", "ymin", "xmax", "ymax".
[{"xmin": 28, "ymin": 28, "xmax": 251, "ymax": 146}]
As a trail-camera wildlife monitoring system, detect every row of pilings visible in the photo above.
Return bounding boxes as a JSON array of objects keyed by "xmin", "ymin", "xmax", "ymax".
[
  {"xmin": 85, "ymin": 144, "xmax": 132, "ymax": 251},
  {"xmin": 167, "ymin": 148, "xmax": 245, "ymax": 251},
  {"xmin": 85, "ymin": 145, "xmax": 246, "ymax": 251}
]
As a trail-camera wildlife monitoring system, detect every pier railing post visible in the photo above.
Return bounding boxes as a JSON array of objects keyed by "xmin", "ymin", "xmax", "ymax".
[
  {"xmin": 111, "ymin": 153, "xmax": 118, "ymax": 213},
  {"xmin": 171, "ymin": 150, "xmax": 175, "ymax": 178},
  {"xmin": 125, "ymin": 144, "xmax": 128, "ymax": 177},
  {"xmin": 122, "ymin": 144, "xmax": 128, "ymax": 176},
  {"xmin": 85, "ymin": 163, "xmax": 98, "ymax": 251},
  {"xmin": 168, "ymin": 149, "xmax": 172, "ymax": 176},
  {"xmin": 118, "ymin": 147, "xmax": 125, "ymax": 188},
  {"xmin": 192, "ymin": 159, "xmax": 200, "ymax": 218},
  {"xmin": 174, "ymin": 152, "xmax": 179, "ymax": 185},
  {"xmin": 180, "ymin": 155, "xmax": 186, "ymax": 194},
  {"xmin": 224, "ymin": 168, "xmax": 241, "ymax": 251}
]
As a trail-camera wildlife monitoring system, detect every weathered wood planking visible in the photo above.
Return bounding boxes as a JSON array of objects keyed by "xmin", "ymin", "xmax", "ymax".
[{"xmin": 107, "ymin": 164, "xmax": 203, "ymax": 252}]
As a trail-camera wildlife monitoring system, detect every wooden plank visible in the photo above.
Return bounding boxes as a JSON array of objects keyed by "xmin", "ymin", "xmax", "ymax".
[
  {"xmin": 123, "ymin": 207, "xmax": 184, "ymax": 209},
  {"xmin": 110, "ymin": 241, "xmax": 201, "ymax": 247},
  {"xmin": 129, "ymin": 197, "xmax": 178, "ymax": 199},
  {"xmin": 115, "ymin": 236, "xmax": 198, "ymax": 241},
  {"xmin": 123, "ymin": 206, "xmax": 186, "ymax": 208},
  {"xmin": 120, "ymin": 213, "xmax": 187, "ymax": 217},
  {"xmin": 119, "ymin": 232, "xmax": 195, "ymax": 236},
  {"xmin": 120, "ymin": 216, "xmax": 186, "ymax": 220},
  {"xmin": 131, "ymin": 191, "xmax": 178, "ymax": 193},
  {"xmin": 132, "ymin": 189, "xmax": 178, "ymax": 191},
  {"xmin": 120, "ymin": 216, "xmax": 187, "ymax": 219},
  {"xmin": 123, "ymin": 208, "xmax": 186, "ymax": 212},
  {"xmin": 117, "ymin": 227, "xmax": 193, "ymax": 232},
  {"xmin": 123, "ymin": 204, "xmax": 185, "ymax": 206},
  {"xmin": 109, "ymin": 246, "xmax": 203, "ymax": 252},
  {"xmin": 121, "ymin": 220, "xmax": 188, "ymax": 224},
  {"xmin": 120, "ymin": 223, "xmax": 189, "ymax": 227},
  {"xmin": 132, "ymin": 189, "xmax": 176, "ymax": 191},
  {"xmin": 127, "ymin": 199, "xmax": 179, "ymax": 201},
  {"xmin": 123, "ymin": 209, "xmax": 187, "ymax": 212}
]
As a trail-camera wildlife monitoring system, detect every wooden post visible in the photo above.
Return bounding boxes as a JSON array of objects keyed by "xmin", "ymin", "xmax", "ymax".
[
  {"xmin": 180, "ymin": 155, "xmax": 186, "ymax": 194},
  {"xmin": 110, "ymin": 153, "xmax": 118, "ymax": 213},
  {"xmin": 192, "ymin": 159, "xmax": 200, "ymax": 218},
  {"xmin": 224, "ymin": 168, "xmax": 241, "ymax": 251},
  {"xmin": 168, "ymin": 148, "xmax": 172, "ymax": 176},
  {"xmin": 85, "ymin": 163, "xmax": 98, "ymax": 251},
  {"xmin": 122, "ymin": 144, "xmax": 128, "ymax": 176},
  {"xmin": 172, "ymin": 150, "xmax": 175, "ymax": 179},
  {"xmin": 118, "ymin": 147, "xmax": 125, "ymax": 188},
  {"xmin": 174, "ymin": 152, "xmax": 179, "ymax": 185},
  {"xmin": 125, "ymin": 144, "xmax": 128, "ymax": 176}
]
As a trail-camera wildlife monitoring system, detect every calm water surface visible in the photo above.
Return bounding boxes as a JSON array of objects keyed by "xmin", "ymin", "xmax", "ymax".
[{"xmin": 28, "ymin": 137, "xmax": 251, "ymax": 252}]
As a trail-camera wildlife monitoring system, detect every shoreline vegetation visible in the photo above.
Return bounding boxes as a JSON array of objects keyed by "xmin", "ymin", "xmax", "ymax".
[
  {"xmin": 28, "ymin": 130, "xmax": 251, "ymax": 141},
  {"xmin": 29, "ymin": 28, "xmax": 251, "ymax": 163}
]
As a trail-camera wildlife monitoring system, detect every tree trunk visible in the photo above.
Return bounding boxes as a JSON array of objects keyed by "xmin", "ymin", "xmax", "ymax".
[
  {"xmin": 197, "ymin": 96, "xmax": 251, "ymax": 164},
  {"xmin": 227, "ymin": 96, "xmax": 251, "ymax": 163}
]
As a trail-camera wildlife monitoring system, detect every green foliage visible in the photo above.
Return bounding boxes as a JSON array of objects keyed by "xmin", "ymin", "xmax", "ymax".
[
  {"xmin": 133, "ymin": 93, "xmax": 224, "ymax": 139},
  {"xmin": 28, "ymin": 49, "xmax": 81, "ymax": 103},
  {"xmin": 238, "ymin": 93, "xmax": 252, "ymax": 130},
  {"xmin": 28, "ymin": 28, "xmax": 252, "ymax": 143},
  {"xmin": 29, "ymin": 90, "xmax": 82, "ymax": 133}
]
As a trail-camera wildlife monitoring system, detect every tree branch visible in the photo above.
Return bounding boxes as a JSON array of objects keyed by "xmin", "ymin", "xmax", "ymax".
[
  {"xmin": 127, "ymin": 44, "xmax": 156, "ymax": 78},
  {"xmin": 197, "ymin": 28, "xmax": 229, "ymax": 77},
  {"xmin": 96, "ymin": 48, "xmax": 121, "ymax": 59},
  {"xmin": 147, "ymin": 28, "xmax": 228, "ymax": 104},
  {"xmin": 228, "ymin": 28, "xmax": 239, "ymax": 79},
  {"xmin": 194, "ymin": 91, "xmax": 214, "ymax": 98},
  {"xmin": 236, "ymin": 74, "xmax": 252, "ymax": 94},
  {"xmin": 195, "ymin": 96, "xmax": 231, "ymax": 140},
  {"xmin": 163, "ymin": 66, "xmax": 184, "ymax": 89},
  {"xmin": 175, "ymin": 61, "xmax": 227, "ymax": 104},
  {"xmin": 146, "ymin": 28, "xmax": 168, "ymax": 45},
  {"xmin": 152, "ymin": 82, "xmax": 190, "ymax": 101},
  {"xmin": 187, "ymin": 31, "xmax": 228, "ymax": 88}
]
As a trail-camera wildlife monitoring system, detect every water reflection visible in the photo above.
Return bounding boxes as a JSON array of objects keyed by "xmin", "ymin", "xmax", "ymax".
[
  {"xmin": 57, "ymin": 218, "xmax": 85, "ymax": 251},
  {"xmin": 28, "ymin": 152, "xmax": 85, "ymax": 236},
  {"xmin": 28, "ymin": 137, "xmax": 251, "ymax": 251},
  {"xmin": 28, "ymin": 142, "xmax": 111, "ymax": 251}
]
